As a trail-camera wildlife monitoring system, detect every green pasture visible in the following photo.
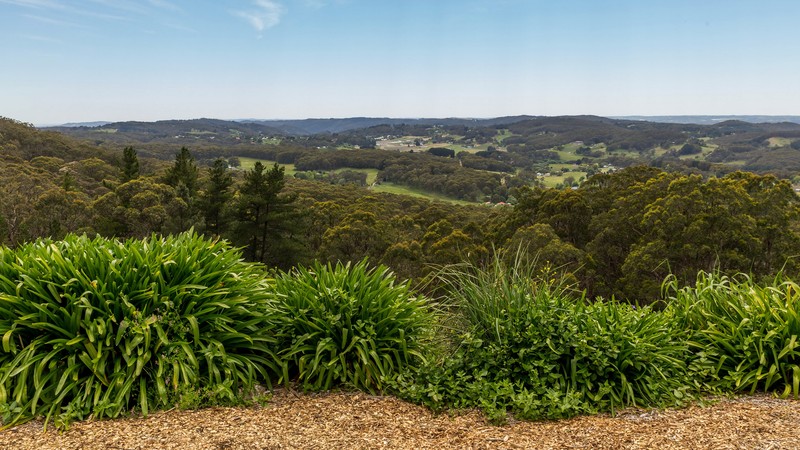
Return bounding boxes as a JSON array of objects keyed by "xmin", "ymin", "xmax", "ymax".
[
  {"xmin": 236, "ymin": 156, "xmax": 297, "ymax": 175},
  {"xmin": 541, "ymin": 170, "xmax": 587, "ymax": 188},
  {"xmin": 370, "ymin": 182, "xmax": 474, "ymax": 205},
  {"xmin": 495, "ymin": 129, "xmax": 513, "ymax": 144},
  {"xmin": 768, "ymin": 137, "xmax": 793, "ymax": 148},
  {"xmin": 187, "ymin": 129, "xmax": 215, "ymax": 135}
]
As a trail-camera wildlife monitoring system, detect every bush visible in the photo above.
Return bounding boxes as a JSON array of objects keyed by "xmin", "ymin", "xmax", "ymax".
[
  {"xmin": 272, "ymin": 260, "xmax": 434, "ymax": 393},
  {"xmin": 0, "ymin": 232, "xmax": 280, "ymax": 428},
  {"xmin": 392, "ymin": 254, "xmax": 695, "ymax": 422},
  {"xmin": 667, "ymin": 272, "xmax": 800, "ymax": 397}
]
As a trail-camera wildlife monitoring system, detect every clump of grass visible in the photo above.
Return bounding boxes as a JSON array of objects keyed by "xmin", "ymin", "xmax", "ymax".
[
  {"xmin": 272, "ymin": 260, "xmax": 435, "ymax": 393},
  {"xmin": 0, "ymin": 232, "xmax": 281, "ymax": 429},
  {"xmin": 392, "ymin": 252, "xmax": 694, "ymax": 422},
  {"xmin": 667, "ymin": 272, "xmax": 800, "ymax": 397}
]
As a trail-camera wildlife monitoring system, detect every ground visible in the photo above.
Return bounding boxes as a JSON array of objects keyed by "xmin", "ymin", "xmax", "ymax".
[{"xmin": 2, "ymin": 391, "xmax": 798, "ymax": 449}]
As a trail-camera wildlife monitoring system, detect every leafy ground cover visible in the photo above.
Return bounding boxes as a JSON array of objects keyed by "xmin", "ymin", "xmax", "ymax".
[
  {"xmin": 271, "ymin": 260, "xmax": 434, "ymax": 393},
  {"xmin": 391, "ymin": 254, "xmax": 695, "ymax": 422},
  {"xmin": 0, "ymin": 233, "xmax": 280, "ymax": 428},
  {"xmin": 1, "ymin": 233, "xmax": 799, "ymax": 430}
]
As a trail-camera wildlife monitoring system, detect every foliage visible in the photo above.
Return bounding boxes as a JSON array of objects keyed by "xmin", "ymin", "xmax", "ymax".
[
  {"xmin": 667, "ymin": 272, "xmax": 800, "ymax": 397},
  {"xmin": 121, "ymin": 147, "xmax": 140, "ymax": 182},
  {"xmin": 391, "ymin": 253, "xmax": 694, "ymax": 422},
  {"xmin": 164, "ymin": 146, "xmax": 199, "ymax": 198},
  {"xmin": 200, "ymin": 158, "xmax": 234, "ymax": 235},
  {"xmin": 233, "ymin": 162, "xmax": 299, "ymax": 268},
  {"xmin": 272, "ymin": 260, "xmax": 434, "ymax": 393},
  {"xmin": 0, "ymin": 232, "xmax": 281, "ymax": 428}
]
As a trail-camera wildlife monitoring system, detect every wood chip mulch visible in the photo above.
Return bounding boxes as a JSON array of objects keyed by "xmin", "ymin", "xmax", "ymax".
[{"xmin": 2, "ymin": 390, "xmax": 799, "ymax": 449}]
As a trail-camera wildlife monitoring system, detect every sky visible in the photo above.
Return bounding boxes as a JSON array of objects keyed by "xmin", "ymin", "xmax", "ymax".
[{"xmin": 1, "ymin": 0, "xmax": 799, "ymax": 125}]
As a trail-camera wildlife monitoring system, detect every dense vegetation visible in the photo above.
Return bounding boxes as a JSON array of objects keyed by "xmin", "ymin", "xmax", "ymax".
[
  {"xmin": 2, "ymin": 114, "xmax": 800, "ymax": 427},
  {"xmin": 0, "ymin": 233, "xmax": 280, "ymax": 427},
  {"xmin": 1, "ymin": 234, "xmax": 799, "ymax": 429},
  {"xmin": 4, "ymin": 116, "xmax": 800, "ymax": 303}
]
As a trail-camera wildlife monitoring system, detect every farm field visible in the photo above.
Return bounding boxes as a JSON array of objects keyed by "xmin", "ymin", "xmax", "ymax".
[
  {"xmin": 370, "ymin": 181, "xmax": 473, "ymax": 204},
  {"xmin": 236, "ymin": 156, "xmax": 297, "ymax": 175},
  {"xmin": 376, "ymin": 136, "xmax": 492, "ymax": 154}
]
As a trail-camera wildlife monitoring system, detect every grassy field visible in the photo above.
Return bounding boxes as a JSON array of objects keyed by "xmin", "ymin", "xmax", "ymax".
[
  {"xmin": 552, "ymin": 142, "xmax": 584, "ymax": 162},
  {"xmin": 187, "ymin": 129, "xmax": 215, "ymax": 135},
  {"xmin": 370, "ymin": 182, "xmax": 474, "ymax": 205},
  {"xmin": 447, "ymin": 143, "xmax": 490, "ymax": 154},
  {"xmin": 237, "ymin": 156, "xmax": 297, "ymax": 175},
  {"xmin": 768, "ymin": 137, "xmax": 793, "ymax": 147},
  {"xmin": 541, "ymin": 171, "xmax": 586, "ymax": 188},
  {"xmin": 678, "ymin": 144, "xmax": 718, "ymax": 160},
  {"xmin": 495, "ymin": 129, "xmax": 514, "ymax": 144},
  {"xmin": 377, "ymin": 136, "xmax": 490, "ymax": 155}
]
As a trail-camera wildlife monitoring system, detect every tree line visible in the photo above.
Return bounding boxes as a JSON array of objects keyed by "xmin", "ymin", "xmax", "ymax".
[{"xmin": 3, "ymin": 117, "xmax": 800, "ymax": 303}]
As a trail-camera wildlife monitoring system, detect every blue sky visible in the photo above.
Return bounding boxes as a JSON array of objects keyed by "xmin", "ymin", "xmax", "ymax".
[{"xmin": 1, "ymin": 0, "xmax": 799, "ymax": 124}]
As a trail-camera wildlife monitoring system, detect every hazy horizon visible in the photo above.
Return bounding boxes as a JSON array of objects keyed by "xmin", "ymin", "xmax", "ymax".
[{"xmin": 3, "ymin": 0, "xmax": 799, "ymax": 125}]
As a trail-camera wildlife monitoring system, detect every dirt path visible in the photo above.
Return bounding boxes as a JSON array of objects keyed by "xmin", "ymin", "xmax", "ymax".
[{"xmin": 2, "ymin": 391, "xmax": 799, "ymax": 449}]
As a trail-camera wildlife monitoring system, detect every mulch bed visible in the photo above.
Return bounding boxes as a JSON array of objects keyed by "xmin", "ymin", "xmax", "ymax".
[{"xmin": 2, "ymin": 390, "xmax": 799, "ymax": 449}]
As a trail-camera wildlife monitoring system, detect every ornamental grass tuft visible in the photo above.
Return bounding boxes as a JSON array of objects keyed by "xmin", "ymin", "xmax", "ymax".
[
  {"xmin": 392, "ymin": 252, "xmax": 695, "ymax": 422},
  {"xmin": 272, "ymin": 260, "xmax": 435, "ymax": 393},
  {"xmin": 0, "ymin": 232, "xmax": 281, "ymax": 428},
  {"xmin": 667, "ymin": 271, "xmax": 800, "ymax": 397}
]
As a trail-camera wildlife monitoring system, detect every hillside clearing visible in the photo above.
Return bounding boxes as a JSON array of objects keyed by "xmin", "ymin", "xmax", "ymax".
[{"xmin": 3, "ymin": 391, "xmax": 798, "ymax": 449}]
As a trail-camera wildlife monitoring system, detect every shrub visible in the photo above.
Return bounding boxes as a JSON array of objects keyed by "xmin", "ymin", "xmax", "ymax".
[
  {"xmin": 392, "ymin": 254, "xmax": 694, "ymax": 422},
  {"xmin": 667, "ymin": 272, "xmax": 800, "ymax": 397},
  {"xmin": 272, "ymin": 260, "xmax": 434, "ymax": 393},
  {"xmin": 0, "ymin": 232, "xmax": 280, "ymax": 428}
]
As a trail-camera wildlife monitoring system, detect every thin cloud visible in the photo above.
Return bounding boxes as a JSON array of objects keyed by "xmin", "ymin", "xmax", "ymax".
[
  {"xmin": 299, "ymin": 0, "xmax": 326, "ymax": 8},
  {"xmin": 0, "ymin": 0, "xmax": 66, "ymax": 9},
  {"xmin": 2, "ymin": 0, "xmax": 129, "ymax": 21},
  {"xmin": 21, "ymin": 33, "xmax": 62, "ymax": 43},
  {"xmin": 233, "ymin": 0, "xmax": 286, "ymax": 33},
  {"xmin": 22, "ymin": 13, "xmax": 82, "ymax": 27},
  {"xmin": 147, "ymin": 0, "xmax": 180, "ymax": 10},
  {"xmin": 297, "ymin": 0, "xmax": 349, "ymax": 8}
]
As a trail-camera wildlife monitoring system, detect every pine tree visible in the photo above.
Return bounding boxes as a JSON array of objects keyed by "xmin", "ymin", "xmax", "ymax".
[
  {"xmin": 164, "ymin": 146, "xmax": 198, "ymax": 194},
  {"xmin": 121, "ymin": 146, "xmax": 140, "ymax": 182},
  {"xmin": 164, "ymin": 146, "xmax": 199, "ymax": 231},
  {"xmin": 201, "ymin": 158, "xmax": 233, "ymax": 235},
  {"xmin": 234, "ymin": 162, "xmax": 297, "ymax": 266}
]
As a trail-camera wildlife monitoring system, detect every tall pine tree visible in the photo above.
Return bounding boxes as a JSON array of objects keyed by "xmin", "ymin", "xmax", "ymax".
[
  {"xmin": 121, "ymin": 146, "xmax": 140, "ymax": 182},
  {"xmin": 234, "ymin": 162, "xmax": 297, "ymax": 267},
  {"xmin": 201, "ymin": 158, "xmax": 233, "ymax": 235},
  {"xmin": 164, "ymin": 146, "xmax": 199, "ymax": 231},
  {"xmin": 164, "ymin": 146, "xmax": 198, "ymax": 194}
]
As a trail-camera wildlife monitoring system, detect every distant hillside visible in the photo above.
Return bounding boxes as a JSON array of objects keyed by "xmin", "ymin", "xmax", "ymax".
[
  {"xmin": 59, "ymin": 121, "xmax": 113, "ymax": 128},
  {"xmin": 614, "ymin": 115, "xmax": 800, "ymax": 125},
  {"xmin": 240, "ymin": 116, "xmax": 536, "ymax": 135},
  {"xmin": 1, "ymin": 116, "xmax": 115, "ymax": 162},
  {"xmin": 45, "ymin": 118, "xmax": 286, "ymax": 145}
]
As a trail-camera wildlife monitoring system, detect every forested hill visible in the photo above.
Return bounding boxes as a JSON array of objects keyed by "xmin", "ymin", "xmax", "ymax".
[
  {"xmin": 45, "ymin": 118, "xmax": 285, "ymax": 145},
  {"xmin": 41, "ymin": 114, "xmax": 800, "ymax": 178},
  {"xmin": 242, "ymin": 116, "xmax": 537, "ymax": 135},
  {"xmin": 4, "ymin": 115, "xmax": 800, "ymax": 304},
  {"xmin": 615, "ymin": 115, "xmax": 800, "ymax": 125},
  {"xmin": 46, "ymin": 116, "xmax": 537, "ymax": 140}
]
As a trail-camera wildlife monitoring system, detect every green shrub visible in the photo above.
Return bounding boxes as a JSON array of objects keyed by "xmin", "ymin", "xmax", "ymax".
[
  {"xmin": 0, "ymin": 232, "xmax": 281, "ymax": 428},
  {"xmin": 392, "ymin": 254, "xmax": 694, "ymax": 421},
  {"xmin": 667, "ymin": 272, "xmax": 800, "ymax": 397},
  {"xmin": 272, "ymin": 260, "xmax": 434, "ymax": 393}
]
